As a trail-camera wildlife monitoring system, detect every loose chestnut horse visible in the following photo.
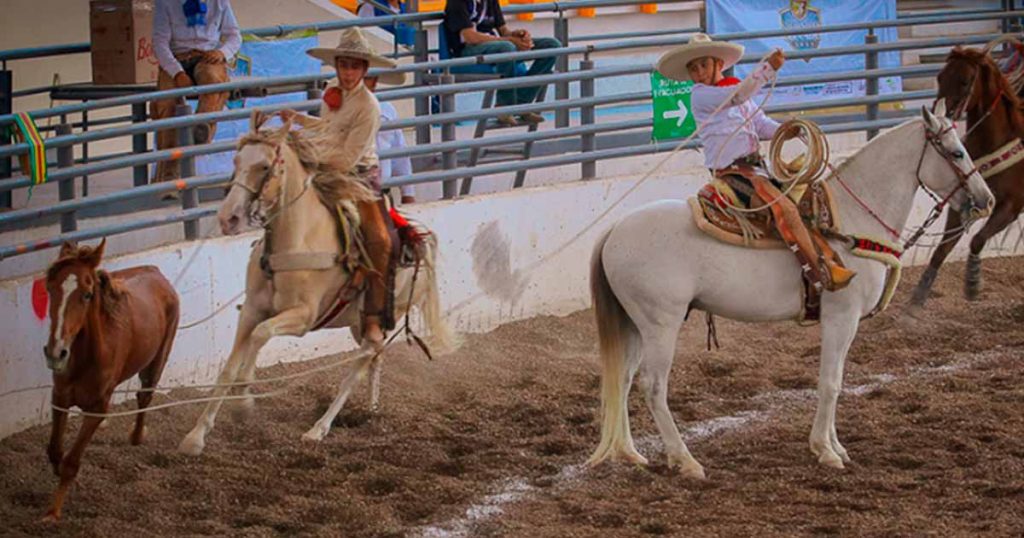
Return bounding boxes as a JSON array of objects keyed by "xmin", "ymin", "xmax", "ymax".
[
  {"xmin": 42, "ymin": 239, "xmax": 179, "ymax": 521},
  {"xmin": 911, "ymin": 46, "xmax": 1024, "ymax": 307}
]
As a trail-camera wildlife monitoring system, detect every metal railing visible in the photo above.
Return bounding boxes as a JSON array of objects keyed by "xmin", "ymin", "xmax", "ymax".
[{"xmin": 0, "ymin": 1, "xmax": 1020, "ymax": 262}]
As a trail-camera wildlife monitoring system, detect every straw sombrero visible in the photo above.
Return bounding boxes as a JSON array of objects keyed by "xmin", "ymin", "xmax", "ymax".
[
  {"xmin": 307, "ymin": 27, "xmax": 398, "ymax": 69},
  {"xmin": 656, "ymin": 33, "xmax": 744, "ymax": 82},
  {"xmin": 366, "ymin": 69, "xmax": 407, "ymax": 86}
]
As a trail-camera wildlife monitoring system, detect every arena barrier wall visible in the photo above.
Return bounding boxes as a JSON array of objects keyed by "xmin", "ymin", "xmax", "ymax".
[{"xmin": 2, "ymin": 160, "xmax": 1022, "ymax": 439}]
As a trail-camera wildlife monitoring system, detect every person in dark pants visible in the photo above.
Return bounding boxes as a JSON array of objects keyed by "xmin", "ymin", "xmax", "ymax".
[
  {"xmin": 152, "ymin": 0, "xmax": 241, "ymax": 185},
  {"xmin": 443, "ymin": 0, "xmax": 561, "ymax": 126}
]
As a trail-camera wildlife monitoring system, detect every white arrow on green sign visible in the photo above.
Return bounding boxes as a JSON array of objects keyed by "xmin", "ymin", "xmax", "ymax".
[{"xmin": 650, "ymin": 71, "xmax": 697, "ymax": 142}]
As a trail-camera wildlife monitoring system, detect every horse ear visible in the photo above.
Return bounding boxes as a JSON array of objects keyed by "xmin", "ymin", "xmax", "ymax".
[
  {"xmin": 84, "ymin": 238, "xmax": 106, "ymax": 268},
  {"xmin": 933, "ymin": 98, "xmax": 947, "ymax": 120},
  {"xmin": 59, "ymin": 241, "xmax": 77, "ymax": 259},
  {"xmin": 250, "ymin": 110, "xmax": 268, "ymax": 132},
  {"xmin": 274, "ymin": 116, "xmax": 294, "ymax": 141},
  {"xmin": 921, "ymin": 105, "xmax": 940, "ymax": 132}
]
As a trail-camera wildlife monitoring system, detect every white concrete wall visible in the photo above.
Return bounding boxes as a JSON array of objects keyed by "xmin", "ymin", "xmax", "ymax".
[{"xmin": 2, "ymin": 148, "xmax": 1023, "ymax": 439}]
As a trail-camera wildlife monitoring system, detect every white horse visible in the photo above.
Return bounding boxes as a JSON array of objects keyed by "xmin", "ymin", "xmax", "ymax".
[
  {"xmin": 179, "ymin": 115, "xmax": 458, "ymax": 456},
  {"xmin": 588, "ymin": 106, "xmax": 993, "ymax": 477}
]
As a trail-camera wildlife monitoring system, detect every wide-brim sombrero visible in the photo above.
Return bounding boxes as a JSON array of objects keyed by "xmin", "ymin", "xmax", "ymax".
[
  {"xmin": 367, "ymin": 69, "xmax": 407, "ymax": 86},
  {"xmin": 307, "ymin": 27, "xmax": 399, "ymax": 70},
  {"xmin": 656, "ymin": 33, "xmax": 745, "ymax": 82}
]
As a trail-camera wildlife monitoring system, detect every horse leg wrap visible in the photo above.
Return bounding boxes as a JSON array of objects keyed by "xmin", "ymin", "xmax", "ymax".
[
  {"xmin": 965, "ymin": 252, "xmax": 982, "ymax": 301},
  {"xmin": 911, "ymin": 265, "xmax": 939, "ymax": 306}
]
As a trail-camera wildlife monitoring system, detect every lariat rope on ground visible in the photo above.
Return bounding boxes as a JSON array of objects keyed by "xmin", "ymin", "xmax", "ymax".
[{"xmin": 47, "ymin": 328, "xmax": 403, "ymax": 419}]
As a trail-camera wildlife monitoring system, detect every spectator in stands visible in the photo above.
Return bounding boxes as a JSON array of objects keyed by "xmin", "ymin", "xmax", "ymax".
[
  {"xmin": 151, "ymin": 0, "xmax": 241, "ymax": 186},
  {"xmin": 357, "ymin": 0, "xmax": 415, "ymax": 46},
  {"xmin": 443, "ymin": 0, "xmax": 561, "ymax": 126},
  {"xmin": 364, "ymin": 73, "xmax": 417, "ymax": 204}
]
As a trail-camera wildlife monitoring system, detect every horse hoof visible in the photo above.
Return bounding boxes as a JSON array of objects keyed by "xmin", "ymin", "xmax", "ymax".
[
  {"xmin": 818, "ymin": 452, "xmax": 845, "ymax": 469},
  {"xmin": 618, "ymin": 449, "xmax": 649, "ymax": 466},
  {"xmin": 40, "ymin": 511, "xmax": 60, "ymax": 523},
  {"xmin": 130, "ymin": 426, "xmax": 148, "ymax": 446},
  {"xmin": 230, "ymin": 401, "xmax": 256, "ymax": 423},
  {"xmin": 178, "ymin": 436, "xmax": 205, "ymax": 456},
  {"xmin": 676, "ymin": 462, "xmax": 706, "ymax": 479},
  {"xmin": 902, "ymin": 304, "xmax": 925, "ymax": 321},
  {"xmin": 302, "ymin": 427, "xmax": 328, "ymax": 442}
]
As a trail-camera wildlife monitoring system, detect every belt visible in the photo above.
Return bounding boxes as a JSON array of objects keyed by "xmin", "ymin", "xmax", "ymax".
[{"xmin": 732, "ymin": 153, "xmax": 764, "ymax": 167}]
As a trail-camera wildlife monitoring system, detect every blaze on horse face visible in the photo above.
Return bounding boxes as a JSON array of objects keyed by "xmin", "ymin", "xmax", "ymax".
[{"xmin": 44, "ymin": 240, "xmax": 105, "ymax": 373}]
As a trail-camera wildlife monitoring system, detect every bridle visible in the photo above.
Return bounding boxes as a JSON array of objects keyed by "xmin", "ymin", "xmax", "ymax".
[
  {"xmin": 902, "ymin": 121, "xmax": 983, "ymax": 249},
  {"xmin": 830, "ymin": 119, "xmax": 982, "ymax": 249},
  {"xmin": 229, "ymin": 140, "xmax": 312, "ymax": 229},
  {"xmin": 943, "ymin": 60, "xmax": 1004, "ymax": 140}
]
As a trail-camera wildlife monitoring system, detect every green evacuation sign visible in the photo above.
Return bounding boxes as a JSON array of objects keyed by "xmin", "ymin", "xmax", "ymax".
[{"xmin": 650, "ymin": 71, "xmax": 696, "ymax": 142}]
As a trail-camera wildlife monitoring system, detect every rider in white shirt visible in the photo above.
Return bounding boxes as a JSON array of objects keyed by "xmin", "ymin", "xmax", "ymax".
[{"xmin": 657, "ymin": 34, "xmax": 854, "ymax": 291}]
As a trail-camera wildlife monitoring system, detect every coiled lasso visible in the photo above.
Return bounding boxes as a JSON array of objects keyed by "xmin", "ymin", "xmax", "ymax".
[{"xmin": 768, "ymin": 117, "xmax": 831, "ymax": 186}]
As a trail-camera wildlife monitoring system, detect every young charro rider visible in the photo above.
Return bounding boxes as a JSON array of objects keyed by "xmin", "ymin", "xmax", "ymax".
[
  {"xmin": 657, "ymin": 34, "xmax": 854, "ymax": 291},
  {"xmin": 280, "ymin": 28, "xmax": 397, "ymax": 349}
]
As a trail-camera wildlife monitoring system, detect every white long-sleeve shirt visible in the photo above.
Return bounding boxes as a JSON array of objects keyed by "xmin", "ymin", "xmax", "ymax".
[
  {"xmin": 378, "ymin": 101, "xmax": 414, "ymax": 197},
  {"xmin": 691, "ymin": 62, "xmax": 780, "ymax": 170},
  {"xmin": 153, "ymin": 0, "xmax": 242, "ymax": 77}
]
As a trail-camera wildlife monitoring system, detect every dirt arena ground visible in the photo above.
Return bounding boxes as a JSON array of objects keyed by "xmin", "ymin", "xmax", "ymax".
[{"xmin": 1, "ymin": 257, "xmax": 1022, "ymax": 537}]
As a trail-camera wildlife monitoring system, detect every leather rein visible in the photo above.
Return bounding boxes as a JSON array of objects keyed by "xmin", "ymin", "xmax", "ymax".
[
  {"xmin": 827, "ymin": 122, "xmax": 979, "ymax": 251},
  {"xmin": 901, "ymin": 123, "xmax": 980, "ymax": 250}
]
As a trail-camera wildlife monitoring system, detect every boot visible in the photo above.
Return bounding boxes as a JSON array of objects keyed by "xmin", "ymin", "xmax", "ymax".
[
  {"xmin": 749, "ymin": 174, "xmax": 830, "ymax": 291},
  {"xmin": 356, "ymin": 199, "xmax": 393, "ymax": 350},
  {"xmin": 810, "ymin": 231, "xmax": 856, "ymax": 291}
]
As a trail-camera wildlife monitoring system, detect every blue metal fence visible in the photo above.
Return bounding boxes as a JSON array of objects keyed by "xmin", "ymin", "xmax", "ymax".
[{"xmin": 0, "ymin": 1, "xmax": 1020, "ymax": 262}]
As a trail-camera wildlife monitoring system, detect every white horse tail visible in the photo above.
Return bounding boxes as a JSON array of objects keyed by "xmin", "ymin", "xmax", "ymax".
[
  {"xmin": 587, "ymin": 227, "xmax": 644, "ymax": 466},
  {"xmin": 418, "ymin": 235, "xmax": 461, "ymax": 356}
]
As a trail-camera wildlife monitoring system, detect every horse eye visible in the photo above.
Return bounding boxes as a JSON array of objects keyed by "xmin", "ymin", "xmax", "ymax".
[{"xmin": 83, "ymin": 291, "xmax": 93, "ymax": 301}]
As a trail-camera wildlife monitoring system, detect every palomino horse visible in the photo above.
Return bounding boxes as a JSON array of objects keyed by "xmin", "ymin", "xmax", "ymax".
[
  {"xmin": 179, "ymin": 114, "xmax": 457, "ymax": 456},
  {"xmin": 42, "ymin": 239, "xmax": 179, "ymax": 520},
  {"xmin": 588, "ymin": 107, "xmax": 993, "ymax": 477},
  {"xmin": 911, "ymin": 46, "xmax": 1024, "ymax": 307}
]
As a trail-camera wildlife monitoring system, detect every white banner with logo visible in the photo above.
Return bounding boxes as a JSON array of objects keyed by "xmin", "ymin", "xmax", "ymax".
[{"xmin": 706, "ymin": 0, "xmax": 902, "ymax": 104}]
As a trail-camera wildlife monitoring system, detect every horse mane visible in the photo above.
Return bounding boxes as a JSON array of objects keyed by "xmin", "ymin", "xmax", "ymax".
[
  {"xmin": 830, "ymin": 119, "xmax": 921, "ymax": 176},
  {"xmin": 46, "ymin": 244, "xmax": 125, "ymax": 318},
  {"xmin": 947, "ymin": 46, "xmax": 1024, "ymax": 132},
  {"xmin": 237, "ymin": 125, "xmax": 377, "ymax": 208}
]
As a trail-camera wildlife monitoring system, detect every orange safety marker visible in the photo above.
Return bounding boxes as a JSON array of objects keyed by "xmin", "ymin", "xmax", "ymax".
[{"xmin": 510, "ymin": 0, "xmax": 535, "ymax": 21}]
